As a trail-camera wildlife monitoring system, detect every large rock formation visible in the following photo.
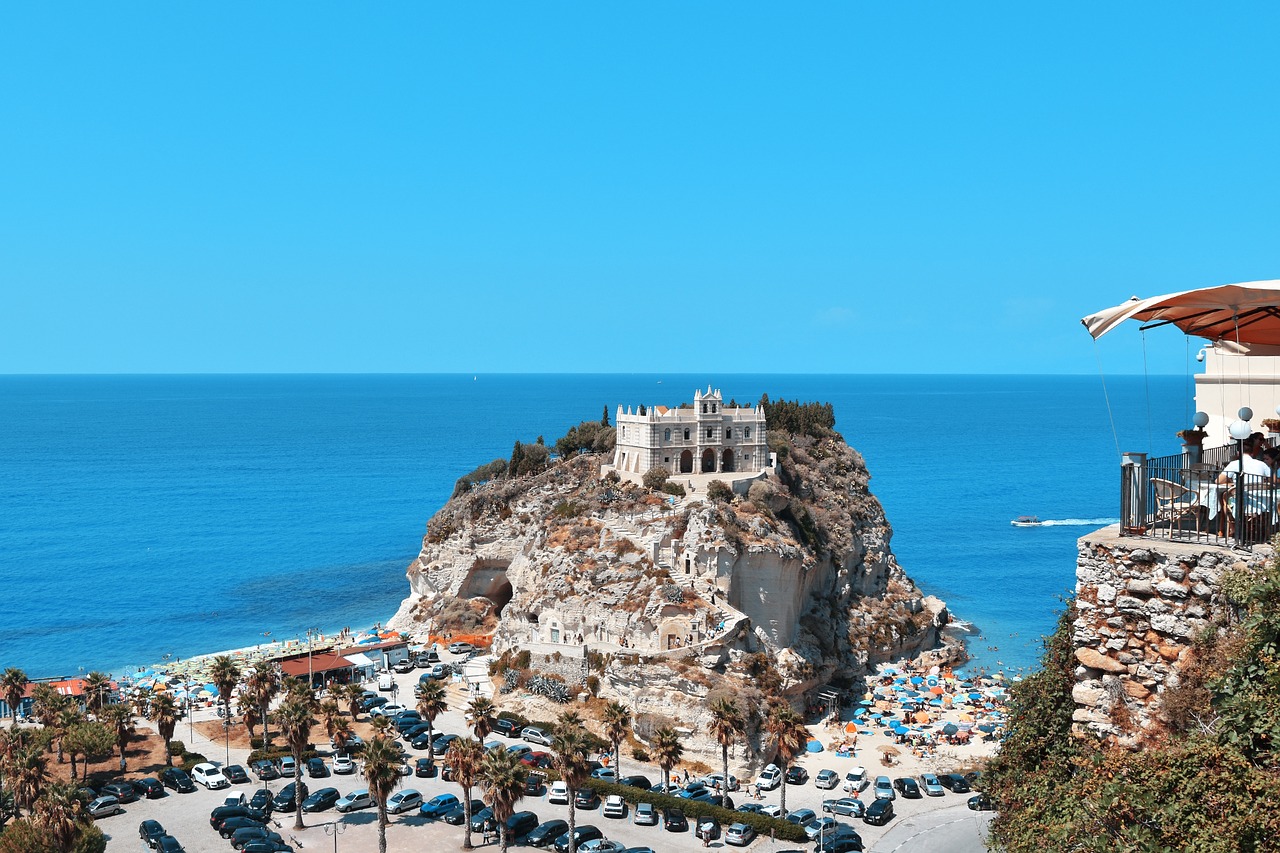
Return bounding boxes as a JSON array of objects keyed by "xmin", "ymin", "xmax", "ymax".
[{"xmin": 388, "ymin": 427, "xmax": 962, "ymax": 773}]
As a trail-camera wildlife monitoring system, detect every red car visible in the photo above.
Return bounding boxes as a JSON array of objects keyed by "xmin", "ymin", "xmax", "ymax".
[{"xmin": 520, "ymin": 751, "xmax": 553, "ymax": 768}]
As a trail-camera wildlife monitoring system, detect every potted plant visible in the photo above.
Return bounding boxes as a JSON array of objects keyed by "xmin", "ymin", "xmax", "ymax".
[
  {"xmin": 1262, "ymin": 418, "xmax": 1280, "ymax": 433},
  {"xmin": 1176, "ymin": 427, "xmax": 1208, "ymax": 445},
  {"xmin": 1177, "ymin": 427, "xmax": 1208, "ymax": 466}
]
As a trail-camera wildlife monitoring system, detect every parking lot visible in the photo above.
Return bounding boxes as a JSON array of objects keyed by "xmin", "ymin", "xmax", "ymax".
[{"xmin": 99, "ymin": 652, "xmax": 987, "ymax": 852}]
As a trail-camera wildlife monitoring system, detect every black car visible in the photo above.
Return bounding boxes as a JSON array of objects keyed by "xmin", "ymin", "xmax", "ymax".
[
  {"xmin": 663, "ymin": 808, "xmax": 688, "ymax": 831},
  {"xmin": 527, "ymin": 819, "xmax": 569, "ymax": 847},
  {"xmin": 139, "ymin": 819, "xmax": 167, "ymax": 848},
  {"xmin": 863, "ymin": 798, "xmax": 894, "ymax": 826},
  {"xmin": 209, "ymin": 806, "xmax": 253, "ymax": 830},
  {"xmin": 272, "ymin": 782, "xmax": 299, "ymax": 813},
  {"xmin": 223, "ymin": 764, "xmax": 250, "ymax": 785},
  {"xmin": 415, "ymin": 757, "xmax": 438, "ymax": 777},
  {"xmin": 402, "ymin": 722, "xmax": 431, "ymax": 740},
  {"xmin": 160, "ymin": 767, "xmax": 196, "ymax": 793},
  {"xmin": 574, "ymin": 788, "xmax": 600, "ymax": 809},
  {"xmin": 968, "ymin": 793, "xmax": 994, "ymax": 811},
  {"xmin": 241, "ymin": 843, "xmax": 292, "ymax": 853},
  {"xmin": 817, "ymin": 836, "xmax": 865, "ymax": 853},
  {"xmin": 554, "ymin": 825, "xmax": 602, "ymax": 853},
  {"xmin": 493, "ymin": 718, "xmax": 521, "ymax": 737},
  {"xmin": 939, "ymin": 773, "xmax": 971, "ymax": 794},
  {"xmin": 695, "ymin": 817, "xmax": 721, "ymax": 841},
  {"xmin": 248, "ymin": 789, "xmax": 274, "ymax": 814},
  {"xmin": 231, "ymin": 827, "xmax": 285, "ymax": 849},
  {"xmin": 132, "ymin": 778, "xmax": 165, "ymax": 799},
  {"xmin": 506, "ymin": 810, "xmax": 540, "ymax": 837},
  {"xmin": 470, "ymin": 806, "xmax": 497, "ymax": 833},
  {"xmin": 101, "ymin": 781, "xmax": 139, "ymax": 803},
  {"xmin": 250, "ymin": 760, "xmax": 280, "ymax": 781},
  {"xmin": 443, "ymin": 799, "xmax": 486, "ymax": 825},
  {"xmin": 620, "ymin": 774, "xmax": 652, "ymax": 789},
  {"xmin": 301, "ymin": 786, "xmax": 340, "ymax": 812},
  {"xmin": 785, "ymin": 766, "xmax": 809, "ymax": 785},
  {"xmin": 965, "ymin": 770, "xmax": 983, "ymax": 791},
  {"xmin": 156, "ymin": 837, "xmax": 184, "ymax": 853},
  {"xmin": 306, "ymin": 758, "xmax": 330, "ymax": 778},
  {"xmin": 219, "ymin": 816, "xmax": 268, "ymax": 838},
  {"xmin": 361, "ymin": 695, "xmax": 389, "ymax": 711},
  {"xmin": 893, "ymin": 777, "xmax": 921, "ymax": 798}
]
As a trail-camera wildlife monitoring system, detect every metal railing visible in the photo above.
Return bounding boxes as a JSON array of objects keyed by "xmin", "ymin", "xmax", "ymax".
[{"xmin": 1120, "ymin": 444, "xmax": 1279, "ymax": 548}]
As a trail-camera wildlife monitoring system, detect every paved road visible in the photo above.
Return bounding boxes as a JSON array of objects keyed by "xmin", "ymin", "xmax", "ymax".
[{"xmin": 873, "ymin": 803, "xmax": 994, "ymax": 853}]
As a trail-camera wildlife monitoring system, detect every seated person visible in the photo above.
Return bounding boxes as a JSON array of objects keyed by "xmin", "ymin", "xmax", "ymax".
[{"xmin": 1217, "ymin": 435, "xmax": 1273, "ymax": 485}]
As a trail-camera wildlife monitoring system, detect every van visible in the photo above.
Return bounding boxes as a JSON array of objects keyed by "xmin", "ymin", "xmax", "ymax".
[{"xmin": 377, "ymin": 673, "xmax": 394, "ymax": 692}]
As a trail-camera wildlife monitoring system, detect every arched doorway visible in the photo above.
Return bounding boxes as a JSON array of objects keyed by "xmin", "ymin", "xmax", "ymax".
[
  {"xmin": 679, "ymin": 450, "xmax": 693, "ymax": 473},
  {"xmin": 721, "ymin": 449, "xmax": 735, "ymax": 473},
  {"xmin": 701, "ymin": 448, "xmax": 716, "ymax": 473}
]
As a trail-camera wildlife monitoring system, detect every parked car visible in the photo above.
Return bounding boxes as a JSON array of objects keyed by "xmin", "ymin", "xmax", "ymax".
[
  {"xmin": 527, "ymin": 818, "xmax": 569, "ymax": 847},
  {"xmin": 420, "ymin": 793, "xmax": 460, "ymax": 820},
  {"xmin": 816, "ymin": 835, "xmax": 865, "ymax": 853},
  {"xmin": 416, "ymin": 649, "xmax": 442, "ymax": 666},
  {"xmin": 100, "ymin": 781, "xmax": 139, "ymax": 803},
  {"xmin": 785, "ymin": 766, "xmax": 809, "ymax": 785},
  {"xmin": 894, "ymin": 777, "xmax": 921, "ymax": 798},
  {"xmin": 920, "ymin": 773, "xmax": 945, "ymax": 796},
  {"xmin": 579, "ymin": 841, "xmax": 625, "ymax": 853},
  {"xmin": 209, "ymin": 806, "xmax": 267, "ymax": 832},
  {"xmin": 547, "ymin": 781, "xmax": 569, "ymax": 804},
  {"xmin": 592, "ymin": 767, "xmax": 618, "ymax": 783},
  {"xmin": 156, "ymin": 837, "xmax": 185, "ymax": 853},
  {"xmin": 676, "ymin": 781, "xmax": 708, "ymax": 800},
  {"xmin": 443, "ymin": 799, "xmax": 485, "ymax": 825},
  {"xmin": 139, "ymin": 819, "xmax": 167, "ymax": 847},
  {"xmin": 758, "ymin": 803, "xmax": 784, "ymax": 818},
  {"xmin": 331, "ymin": 754, "xmax": 355, "ymax": 775},
  {"xmin": 873, "ymin": 776, "xmax": 895, "ymax": 800},
  {"xmin": 219, "ymin": 817, "xmax": 268, "ymax": 839},
  {"xmin": 634, "ymin": 802, "xmax": 658, "ymax": 826},
  {"xmin": 301, "ymin": 787, "xmax": 340, "ymax": 813},
  {"xmin": 863, "ymin": 797, "xmax": 894, "ymax": 826},
  {"xmin": 704, "ymin": 772, "xmax": 739, "ymax": 791},
  {"xmin": 241, "ymin": 842, "xmax": 293, "ymax": 853},
  {"xmin": 335, "ymin": 789, "xmax": 373, "ymax": 812},
  {"xmin": 470, "ymin": 806, "xmax": 497, "ymax": 833},
  {"xmin": 277, "ymin": 756, "xmax": 298, "ymax": 778},
  {"xmin": 521, "ymin": 750, "xmax": 553, "ymax": 768},
  {"xmin": 191, "ymin": 763, "xmax": 230, "ymax": 790},
  {"xmin": 939, "ymin": 773, "xmax": 971, "ymax": 793},
  {"xmin": 695, "ymin": 817, "xmax": 722, "ymax": 841},
  {"xmin": 413, "ymin": 757, "xmax": 437, "ymax": 778},
  {"xmin": 306, "ymin": 757, "xmax": 330, "ymax": 778},
  {"xmin": 223, "ymin": 764, "xmax": 250, "ymax": 784},
  {"xmin": 603, "ymin": 795, "xmax": 627, "ymax": 818},
  {"xmin": 968, "ymin": 793, "xmax": 994, "ymax": 811},
  {"xmin": 250, "ymin": 760, "xmax": 280, "ymax": 781},
  {"xmin": 507, "ymin": 744, "xmax": 534, "ymax": 760},
  {"xmin": 132, "ymin": 778, "xmax": 164, "ymax": 799},
  {"xmin": 522, "ymin": 726, "xmax": 553, "ymax": 746},
  {"xmin": 387, "ymin": 789, "xmax": 423, "ymax": 814},
  {"xmin": 823, "ymin": 798, "xmax": 865, "ymax": 817},
  {"xmin": 620, "ymin": 774, "xmax": 652, "ymax": 789},
  {"xmin": 965, "ymin": 770, "xmax": 984, "ymax": 790},
  {"xmin": 360, "ymin": 695, "xmax": 388, "ymax": 712},
  {"xmin": 786, "ymin": 808, "xmax": 817, "ymax": 828},
  {"xmin": 737, "ymin": 803, "xmax": 765, "ymax": 816},
  {"xmin": 841, "ymin": 767, "xmax": 868, "ymax": 793},
  {"xmin": 371, "ymin": 703, "xmax": 406, "ymax": 719},
  {"xmin": 86, "ymin": 796, "xmax": 122, "ymax": 819},
  {"xmin": 393, "ymin": 658, "xmax": 415, "ymax": 673},
  {"xmin": 575, "ymin": 787, "xmax": 601, "ymax": 809},
  {"xmin": 271, "ymin": 782, "xmax": 298, "ymax": 813},
  {"xmin": 230, "ymin": 827, "xmax": 284, "ymax": 850},
  {"xmin": 506, "ymin": 810, "xmax": 540, "ymax": 837},
  {"xmin": 448, "ymin": 641, "xmax": 475, "ymax": 655},
  {"xmin": 493, "ymin": 717, "xmax": 521, "ymax": 737},
  {"xmin": 554, "ymin": 825, "xmax": 603, "ymax": 853},
  {"xmin": 815, "ymin": 768, "xmax": 840, "ymax": 789},
  {"xmin": 663, "ymin": 808, "xmax": 688, "ymax": 832},
  {"xmin": 248, "ymin": 789, "xmax": 273, "ymax": 814},
  {"xmin": 757, "ymin": 763, "xmax": 782, "ymax": 790},
  {"xmin": 725, "ymin": 822, "xmax": 757, "ymax": 846},
  {"xmin": 806, "ymin": 816, "xmax": 841, "ymax": 840}
]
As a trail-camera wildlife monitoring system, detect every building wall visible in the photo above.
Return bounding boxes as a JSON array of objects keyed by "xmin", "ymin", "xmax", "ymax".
[
  {"xmin": 1195, "ymin": 345, "xmax": 1280, "ymax": 447},
  {"xmin": 612, "ymin": 387, "xmax": 769, "ymax": 476}
]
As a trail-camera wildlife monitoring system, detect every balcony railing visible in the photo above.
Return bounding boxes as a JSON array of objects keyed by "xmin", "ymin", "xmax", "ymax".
[{"xmin": 1120, "ymin": 444, "xmax": 1279, "ymax": 548}]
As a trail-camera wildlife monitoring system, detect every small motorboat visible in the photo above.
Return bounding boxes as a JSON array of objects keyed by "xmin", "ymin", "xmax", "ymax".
[{"xmin": 1010, "ymin": 515, "xmax": 1041, "ymax": 527}]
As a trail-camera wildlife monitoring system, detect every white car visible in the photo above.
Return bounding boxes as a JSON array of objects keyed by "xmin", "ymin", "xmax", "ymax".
[
  {"xmin": 757, "ymin": 763, "xmax": 782, "ymax": 790},
  {"xmin": 703, "ymin": 772, "xmax": 739, "ymax": 791},
  {"xmin": 602, "ymin": 794, "xmax": 627, "ymax": 818},
  {"xmin": 191, "ymin": 763, "xmax": 230, "ymax": 790},
  {"xmin": 371, "ymin": 703, "xmax": 407, "ymax": 718},
  {"xmin": 841, "ymin": 766, "xmax": 868, "ymax": 793},
  {"xmin": 86, "ymin": 796, "xmax": 122, "ymax": 819},
  {"xmin": 387, "ymin": 789, "xmax": 423, "ymax": 814},
  {"xmin": 548, "ymin": 781, "xmax": 569, "ymax": 804},
  {"xmin": 578, "ymin": 841, "xmax": 626, "ymax": 853},
  {"xmin": 332, "ymin": 754, "xmax": 355, "ymax": 775},
  {"xmin": 522, "ymin": 726, "xmax": 553, "ymax": 746},
  {"xmin": 336, "ymin": 789, "xmax": 373, "ymax": 812},
  {"xmin": 759, "ymin": 803, "xmax": 785, "ymax": 818}
]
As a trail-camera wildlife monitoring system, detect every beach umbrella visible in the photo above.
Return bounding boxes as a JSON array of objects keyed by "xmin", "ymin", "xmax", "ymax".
[
  {"xmin": 806, "ymin": 739, "xmax": 824, "ymax": 753},
  {"xmin": 968, "ymin": 692, "xmax": 983, "ymax": 701},
  {"xmin": 870, "ymin": 713, "xmax": 882, "ymax": 720},
  {"xmin": 909, "ymin": 676, "xmax": 924, "ymax": 685},
  {"xmin": 978, "ymin": 723, "xmax": 997, "ymax": 733},
  {"xmin": 958, "ymin": 722, "xmax": 974, "ymax": 731},
  {"xmin": 853, "ymin": 708, "xmax": 868, "ymax": 718},
  {"xmin": 929, "ymin": 699, "xmax": 943, "ymax": 707},
  {"xmin": 883, "ymin": 667, "xmax": 897, "ymax": 675},
  {"xmin": 929, "ymin": 684, "xmax": 944, "ymax": 694},
  {"xmin": 845, "ymin": 722, "xmax": 859, "ymax": 733},
  {"xmin": 858, "ymin": 699, "xmax": 872, "ymax": 706},
  {"xmin": 1083, "ymin": 280, "xmax": 1280, "ymax": 347},
  {"xmin": 877, "ymin": 745, "xmax": 901, "ymax": 756},
  {"xmin": 958, "ymin": 713, "xmax": 974, "ymax": 722},
  {"xmin": 942, "ymin": 723, "xmax": 959, "ymax": 736}
]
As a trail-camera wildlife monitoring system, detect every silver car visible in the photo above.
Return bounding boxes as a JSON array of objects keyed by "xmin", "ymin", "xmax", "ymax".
[
  {"xmin": 920, "ymin": 773, "xmax": 946, "ymax": 796},
  {"xmin": 873, "ymin": 775, "xmax": 895, "ymax": 800}
]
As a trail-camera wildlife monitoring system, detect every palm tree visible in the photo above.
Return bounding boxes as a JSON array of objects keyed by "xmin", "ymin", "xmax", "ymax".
[
  {"xmin": 276, "ymin": 693, "xmax": 315, "ymax": 831},
  {"xmin": 330, "ymin": 718, "xmax": 354, "ymax": 754},
  {"xmin": 552, "ymin": 726, "xmax": 591, "ymax": 853},
  {"xmin": 148, "ymin": 693, "xmax": 180, "ymax": 766},
  {"xmin": 447, "ymin": 737, "xmax": 484, "ymax": 850},
  {"xmin": 29, "ymin": 685, "xmax": 68, "ymax": 763},
  {"xmin": 318, "ymin": 699, "xmax": 343, "ymax": 743},
  {"xmin": 601, "ymin": 701, "xmax": 631, "ymax": 780},
  {"xmin": 415, "ymin": 678, "xmax": 448, "ymax": 766},
  {"xmin": 246, "ymin": 661, "xmax": 281, "ymax": 749},
  {"xmin": 210, "ymin": 655, "xmax": 241, "ymax": 727},
  {"xmin": 339, "ymin": 681, "xmax": 365, "ymax": 720},
  {"xmin": 369, "ymin": 714, "xmax": 392, "ymax": 738},
  {"xmin": 33, "ymin": 779, "xmax": 83, "ymax": 849},
  {"xmin": 708, "ymin": 697, "xmax": 745, "ymax": 809},
  {"xmin": 468, "ymin": 696, "xmax": 497, "ymax": 742},
  {"xmin": 81, "ymin": 671, "xmax": 112, "ymax": 720},
  {"xmin": 557, "ymin": 709, "xmax": 584, "ymax": 729},
  {"xmin": 102, "ymin": 704, "xmax": 134, "ymax": 771},
  {"xmin": 62, "ymin": 720, "xmax": 113, "ymax": 782},
  {"xmin": 2, "ymin": 668, "xmax": 29, "ymax": 723},
  {"xmin": 650, "ymin": 726, "xmax": 683, "ymax": 791},
  {"xmin": 363, "ymin": 735, "xmax": 404, "ymax": 853},
  {"xmin": 481, "ymin": 746, "xmax": 527, "ymax": 853},
  {"xmin": 10, "ymin": 744, "xmax": 49, "ymax": 812},
  {"xmin": 766, "ymin": 701, "xmax": 809, "ymax": 814}
]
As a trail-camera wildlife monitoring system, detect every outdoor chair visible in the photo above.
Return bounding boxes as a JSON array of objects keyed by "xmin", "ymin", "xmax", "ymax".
[
  {"xmin": 1150, "ymin": 477, "xmax": 1201, "ymax": 533},
  {"xmin": 1221, "ymin": 483, "xmax": 1275, "ymax": 542}
]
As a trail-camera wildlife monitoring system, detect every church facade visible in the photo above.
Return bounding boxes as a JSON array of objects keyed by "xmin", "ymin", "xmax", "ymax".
[{"xmin": 611, "ymin": 387, "xmax": 769, "ymax": 476}]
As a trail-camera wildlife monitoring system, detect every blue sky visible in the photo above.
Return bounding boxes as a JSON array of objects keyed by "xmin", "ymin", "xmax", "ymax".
[{"xmin": 2, "ymin": 4, "xmax": 1277, "ymax": 374}]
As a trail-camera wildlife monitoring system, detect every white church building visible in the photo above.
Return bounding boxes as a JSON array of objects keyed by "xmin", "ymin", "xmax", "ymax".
[{"xmin": 611, "ymin": 387, "xmax": 769, "ymax": 476}]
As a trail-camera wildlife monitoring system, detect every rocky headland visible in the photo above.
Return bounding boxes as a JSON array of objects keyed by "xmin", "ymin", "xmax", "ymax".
[{"xmin": 387, "ymin": 404, "xmax": 964, "ymax": 773}]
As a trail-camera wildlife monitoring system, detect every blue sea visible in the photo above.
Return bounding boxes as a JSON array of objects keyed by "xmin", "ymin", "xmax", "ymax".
[{"xmin": 0, "ymin": 374, "xmax": 1192, "ymax": 680}]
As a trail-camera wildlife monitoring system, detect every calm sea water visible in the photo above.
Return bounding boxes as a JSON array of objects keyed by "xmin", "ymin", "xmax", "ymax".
[{"xmin": 0, "ymin": 374, "xmax": 1190, "ymax": 679}]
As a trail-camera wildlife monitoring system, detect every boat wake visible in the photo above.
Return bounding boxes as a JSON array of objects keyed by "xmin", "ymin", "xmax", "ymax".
[{"xmin": 1031, "ymin": 517, "xmax": 1120, "ymax": 527}]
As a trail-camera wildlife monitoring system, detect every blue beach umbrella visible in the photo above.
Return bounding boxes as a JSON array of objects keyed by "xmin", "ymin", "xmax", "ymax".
[
  {"xmin": 977, "ymin": 723, "xmax": 997, "ymax": 733},
  {"xmin": 854, "ymin": 708, "xmax": 868, "ymax": 717},
  {"xmin": 942, "ymin": 723, "xmax": 959, "ymax": 735},
  {"xmin": 968, "ymin": 692, "xmax": 983, "ymax": 701},
  {"xmin": 929, "ymin": 699, "xmax": 943, "ymax": 707},
  {"xmin": 909, "ymin": 676, "xmax": 924, "ymax": 685},
  {"xmin": 806, "ymin": 740, "xmax": 824, "ymax": 753}
]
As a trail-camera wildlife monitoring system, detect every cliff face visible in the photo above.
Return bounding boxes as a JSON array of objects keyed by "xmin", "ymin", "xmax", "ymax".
[{"xmin": 388, "ymin": 431, "xmax": 961, "ymax": 772}]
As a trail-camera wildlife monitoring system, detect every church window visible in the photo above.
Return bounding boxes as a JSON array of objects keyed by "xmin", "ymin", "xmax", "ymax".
[
  {"xmin": 726, "ymin": 428, "xmax": 732, "ymax": 439},
  {"xmin": 707, "ymin": 428, "xmax": 713, "ymax": 439},
  {"xmin": 744, "ymin": 427, "xmax": 750, "ymax": 438},
  {"xmin": 664, "ymin": 428, "xmax": 671, "ymax": 442},
  {"xmin": 702, "ymin": 403, "xmax": 707, "ymax": 413},
  {"xmin": 684, "ymin": 429, "xmax": 690, "ymax": 440},
  {"xmin": 712, "ymin": 403, "xmax": 717, "ymax": 413}
]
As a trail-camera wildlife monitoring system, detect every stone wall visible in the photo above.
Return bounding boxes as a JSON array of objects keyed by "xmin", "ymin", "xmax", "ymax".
[{"xmin": 1072, "ymin": 525, "xmax": 1270, "ymax": 742}]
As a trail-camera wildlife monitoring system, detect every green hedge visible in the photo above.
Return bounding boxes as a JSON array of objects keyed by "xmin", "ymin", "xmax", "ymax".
[
  {"xmin": 246, "ymin": 746, "xmax": 322, "ymax": 765},
  {"xmin": 178, "ymin": 753, "xmax": 208, "ymax": 772},
  {"xmin": 582, "ymin": 779, "xmax": 808, "ymax": 843}
]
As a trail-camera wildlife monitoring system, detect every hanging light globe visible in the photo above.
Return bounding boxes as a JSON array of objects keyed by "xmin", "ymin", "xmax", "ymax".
[
  {"xmin": 1193, "ymin": 411, "xmax": 1210, "ymax": 428},
  {"xmin": 1229, "ymin": 420, "xmax": 1253, "ymax": 440},
  {"xmin": 1239, "ymin": 407, "xmax": 1254, "ymax": 421}
]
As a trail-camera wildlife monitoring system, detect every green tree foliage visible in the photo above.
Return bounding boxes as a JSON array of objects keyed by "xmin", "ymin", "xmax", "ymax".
[
  {"xmin": 452, "ymin": 459, "xmax": 508, "ymax": 499},
  {"xmin": 641, "ymin": 466, "xmax": 669, "ymax": 490},
  {"xmin": 759, "ymin": 395, "xmax": 836, "ymax": 439},
  {"xmin": 601, "ymin": 405, "xmax": 610, "ymax": 427},
  {"xmin": 509, "ymin": 441, "xmax": 550, "ymax": 477},
  {"xmin": 554, "ymin": 421, "xmax": 617, "ymax": 460},
  {"xmin": 706, "ymin": 480, "xmax": 733, "ymax": 502}
]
